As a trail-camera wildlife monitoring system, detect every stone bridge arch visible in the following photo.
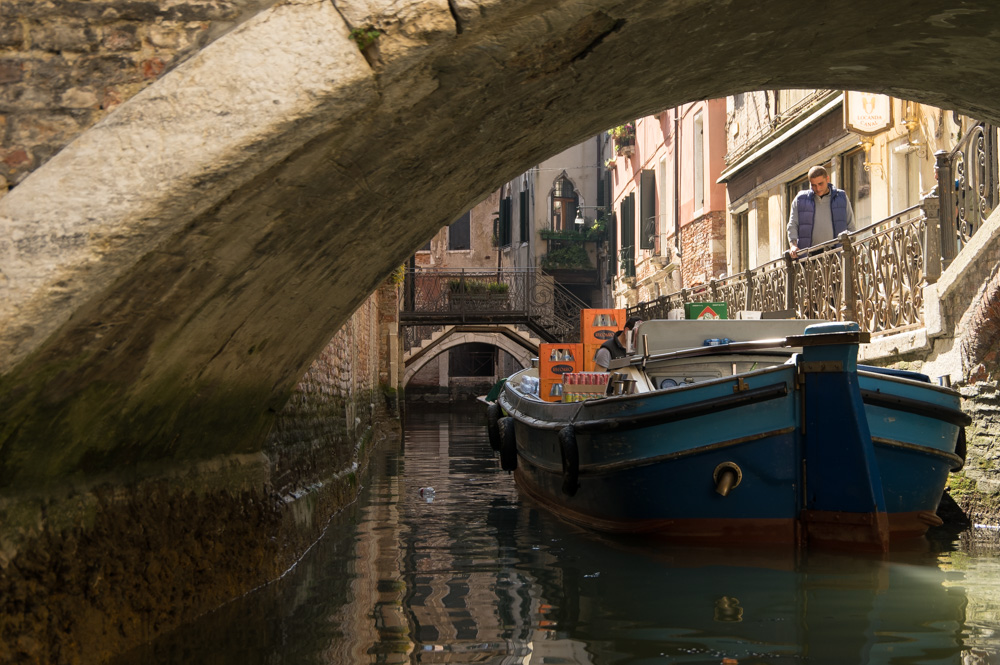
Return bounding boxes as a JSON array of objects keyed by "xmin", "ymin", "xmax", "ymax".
[
  {"xmin": 403, "ymin": 325, "xmax": 536, "ymax": 386},
  {"xmin": 3, "ymin": 0, "xmax": 1000, "ymax": 487}
]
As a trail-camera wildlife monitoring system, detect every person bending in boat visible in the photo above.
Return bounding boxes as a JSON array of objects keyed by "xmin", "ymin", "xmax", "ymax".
[{"xmin": 594, "ymin": 317, "xmax": 641, "ymax": 371}]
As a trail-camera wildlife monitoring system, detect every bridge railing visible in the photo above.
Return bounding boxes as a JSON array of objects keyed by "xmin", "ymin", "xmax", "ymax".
[
  {"xmin": 630, "ymin": 204, "xmax": 929, "ymax": 336},
  {"xmin": 400, "ymin": 268, "xmax": 582, "ymax": 343}
]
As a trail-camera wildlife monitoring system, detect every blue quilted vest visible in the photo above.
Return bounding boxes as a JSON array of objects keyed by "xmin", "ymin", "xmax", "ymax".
[{"xmin": 794, "ymin": 187, "xmax": 849, "ymax": 248}]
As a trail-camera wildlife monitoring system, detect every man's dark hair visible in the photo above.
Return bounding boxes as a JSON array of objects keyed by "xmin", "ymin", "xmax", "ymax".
[{"xmin": 624, "ymin": 316, "xmax": 641, "ymax": 330}]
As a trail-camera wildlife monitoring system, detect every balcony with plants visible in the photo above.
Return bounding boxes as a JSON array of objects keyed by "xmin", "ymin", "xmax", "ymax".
[
  {"xmin": 539, "ymin": 215, "xmax": 608, "ymax": 283},
  {"xmin": 610, "ymin": 123, "xmax": 636, "ymax": 157}
]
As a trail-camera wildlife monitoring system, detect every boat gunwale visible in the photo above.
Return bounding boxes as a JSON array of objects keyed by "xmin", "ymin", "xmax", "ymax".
[
  {"xmin": 500, "ymin": 376, "xmax": 792, "ymax": 433},
  {"xmin": 857, "ymin": 368, "xmax": 965, "ymax": 397},
  {"xmin": 859, "ymin": 388, "xmax": 971, "ymax": 426},
  {"xmin": 500, "ymin": 363, "xmax": 794, "ymax": 425}
]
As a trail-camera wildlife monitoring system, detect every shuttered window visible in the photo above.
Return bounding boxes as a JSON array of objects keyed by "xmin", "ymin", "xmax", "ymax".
[{"xmin": 640, "ymin": 169, "xmax": 656, "ymax": 249}]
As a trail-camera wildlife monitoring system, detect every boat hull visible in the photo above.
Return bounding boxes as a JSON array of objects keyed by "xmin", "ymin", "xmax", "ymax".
[{"xmin": 495, "ymin": 328, "xmax": 967, "ymax": 549}]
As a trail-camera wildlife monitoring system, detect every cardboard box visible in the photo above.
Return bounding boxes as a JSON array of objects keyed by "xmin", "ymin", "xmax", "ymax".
[
  {"xmin": 684, "ymin": 302, "xmax": 728, "ymax": 320},
  {"xmin": 539, "ymin": 343, "xmax": 582, "ymax": 380},
  {"xmin": 581, "ymin": 308, "xmax": 627, "ymax": 346},
  {"xmin": 561, "ymin": 372, "xmax": 611, "ymax": 402}
]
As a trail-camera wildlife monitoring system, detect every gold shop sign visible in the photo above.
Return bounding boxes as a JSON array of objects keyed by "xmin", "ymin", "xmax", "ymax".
[{"xmin": 844, "ymin": 92, "xmax": 893, "ymax": 136}]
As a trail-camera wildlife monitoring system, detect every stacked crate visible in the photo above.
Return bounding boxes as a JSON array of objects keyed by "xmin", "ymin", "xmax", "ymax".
[
  {"xmin": 580, "ymin": 308, "xmax": 627, "ymax": 371},
  {"xmin": 539, "ymin": 343, "xmax": 583, "ymax": 402}
]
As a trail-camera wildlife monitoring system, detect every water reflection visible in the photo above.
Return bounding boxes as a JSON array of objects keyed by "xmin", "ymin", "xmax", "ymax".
[{"xmin": 115, "ymin": 401, "xmax": 1000, "ymax": 665}]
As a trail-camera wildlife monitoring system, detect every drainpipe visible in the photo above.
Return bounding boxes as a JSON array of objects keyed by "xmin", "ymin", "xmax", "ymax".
[{"xmin": 674, "ymin": 107, "xmax": 681, "ymax": 260}]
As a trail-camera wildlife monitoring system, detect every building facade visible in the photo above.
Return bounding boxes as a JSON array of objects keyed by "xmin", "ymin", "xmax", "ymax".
[
  {"xmin": 607, "ymin": 100, "xmax": 729, "ymax": 309},
  {"xmin": 407, "ymin": 135, "xmax": 609, "ymax": 392},
  {"xmin": 719, "ymin": 90, "xmax": 980, "ymax": 275}
]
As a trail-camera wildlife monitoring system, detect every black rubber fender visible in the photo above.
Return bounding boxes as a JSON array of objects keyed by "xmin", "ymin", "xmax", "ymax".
[
  {"xmin": 499, "ymin": 417, "xmax": 518, "ymax": 471},
  {"xmin": 952, "ymin": 427, "xmax": 967, "ymax": 471},
  {"xmin": 559, "ymin": 425, "xmax": 579, "ymax": 496},
  {"xmin": 486, "ymin": 402, "xmax": 502, "ymax": 452}
]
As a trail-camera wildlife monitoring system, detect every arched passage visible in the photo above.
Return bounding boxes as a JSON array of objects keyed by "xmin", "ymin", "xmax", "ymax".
[
  {"xmin": 3, "ymin": 0, "xmax": 1000, "ymax": 487},
  {"xmin": 403, "ymin": 325, "xmax": 536, "ymax": 386}
]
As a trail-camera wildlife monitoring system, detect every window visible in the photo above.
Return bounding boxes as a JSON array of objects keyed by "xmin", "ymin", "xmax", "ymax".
[
  {"xmin": 785, "ymin": 174, "xmax": 809, "ymax": 250},
  {"xmin": 640, "ymin": 169, "xmax": 656, "ymax": 250},
  {"xmin": 498, "ymin": 194, "xmax": 512, "ymax": 247},
  {"xmin": 754, "ymin": 197, "xmax": 769, "ymax": 263},
  {"xmin": 733, "ymin": 210, "xmax": 749, "ymax": 272},
  {"xmin": 619, "ymin": 192, "xmax": 635, "ymax": 278},
  {"xmin": 889, "ymin": 136, "xmax": 920, "ymax": 214},
  {"xmin": 694, "ymin": 112, "xmax": 705, "ymax": 211},
  {"xmin": 842, "ymin": 148, "xmax": 871, "ymax": 228},
  {"xmin": 657, "ymin": 156, "xmax": 670, "ymax": 248},
  {"xmin": 448, "ymin": 212, "xmax": 470, "ymax": 250},
  {"xmin": 519, "ymin": 189, "xmax": 529, "ymax": 243},
  {"xmin": 551, "ymin": 175, "xmax": 578, "ymax": 231}
]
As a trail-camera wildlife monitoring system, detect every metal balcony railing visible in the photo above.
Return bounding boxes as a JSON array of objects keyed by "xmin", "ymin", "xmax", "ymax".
[
  {"xmin": 400, "ymin": 268, "xmax": 584, "ymax": 349},
  {"xmin": 629, "ymin": 204, "xmax": 930, "ymax": 336}
]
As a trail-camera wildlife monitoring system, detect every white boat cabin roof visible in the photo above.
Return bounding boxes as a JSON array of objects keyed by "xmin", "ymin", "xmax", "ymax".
[{"xmin": 631, "ymin": 319, "xmax": 828, "ymax": 356}]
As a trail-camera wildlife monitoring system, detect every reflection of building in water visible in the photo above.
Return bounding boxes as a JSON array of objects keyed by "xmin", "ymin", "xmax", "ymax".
[
  {"xmin": 325, "ymin": 450, "xmax": 413, "ymax": 664},
  {"xmin": 940, "ymin": 551, "xmax": 1000, "ymax": 661},
  {"xmin": 330, "ymin": 415, "xmax": 595, "ymax": 664}
]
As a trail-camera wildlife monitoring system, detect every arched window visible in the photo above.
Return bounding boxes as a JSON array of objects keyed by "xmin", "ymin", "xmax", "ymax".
[{"xmin": 551, "ymin": 175, "xmax": 578, "ymax": 231}]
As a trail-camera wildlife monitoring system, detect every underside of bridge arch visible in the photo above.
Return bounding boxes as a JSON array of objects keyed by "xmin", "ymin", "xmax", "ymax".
[
  {"xmin": 403, "ymin": 325, "xmax": 536, "ymax": 385},
  {"xmin": 3, "ymin": 0, "xmax": 1000, "ymax": 488}
]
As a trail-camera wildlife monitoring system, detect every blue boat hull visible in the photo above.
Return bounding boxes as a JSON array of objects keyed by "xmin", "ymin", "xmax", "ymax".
[{"xmin": 495, "ymin": 326, "xmax": 967, "ymax": 549}]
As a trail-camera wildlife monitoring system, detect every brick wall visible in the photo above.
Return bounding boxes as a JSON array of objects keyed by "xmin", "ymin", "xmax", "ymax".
[
  {"xmin": 0, "ymin": 0, "xmax": 275, "ymax": 193},
  {"xmin": 266, "ymin": 280, "xmax": 400, "ymax": 495},
  {"xmin": 680, "ymin": 210, "xmax": 727, "ymax": 287}
]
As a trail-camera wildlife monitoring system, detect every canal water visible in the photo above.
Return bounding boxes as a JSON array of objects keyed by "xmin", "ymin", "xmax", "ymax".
[{"xmin": 117, "ymin": 400, "xmax": 1000, "ymax": 665}]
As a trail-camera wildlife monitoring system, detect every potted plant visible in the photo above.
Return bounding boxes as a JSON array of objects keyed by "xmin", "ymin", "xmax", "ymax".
[
  {"xmin": 447, "ymin": 279, "xmax": 510, "ymax": 309},
  {"xmin": 609, "ymin": 123, "xmax": 636, "ymax": 156}
]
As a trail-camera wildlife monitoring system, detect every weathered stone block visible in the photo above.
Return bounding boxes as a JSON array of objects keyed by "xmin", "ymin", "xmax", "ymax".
[
  {"xmin": 71, "ymin": 53, "xmax": 142, "ymax": 84},
  {"xmin": 23, "ymin": 56, "xmax": 72, "ymax": 87},
  {"xmin": 0, "ymin": 83, "xmax": 57, "ymax": 110},
  {"xmin": 59, "ymin": 86, "xmax": 100, "ymax": 108},
  {"xmin": 0, "ymin": 20, "xmax": 25, "ymax": 47},
  {"xmin": 8, "ymin": 112, "xmax": 83, "ymax": 145},
  {"xmin": 0, "ymin": 59, "xmax": 25, "ymax": 84},
  {"xmin": 101, "ymin": 24, "xmax": 141, "ymax": 51},
  {"xmin": 30, "ymin": 20, "xmax": 100, "ymax": 53}
]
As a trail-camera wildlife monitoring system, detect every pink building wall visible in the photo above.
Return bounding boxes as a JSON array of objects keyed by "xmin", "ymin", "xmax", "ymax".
[{"xmin": 609, "ymin": 99, "xmax": 728, "ymax": 297}]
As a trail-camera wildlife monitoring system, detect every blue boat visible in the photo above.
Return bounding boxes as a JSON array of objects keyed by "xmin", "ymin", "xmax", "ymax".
[{"xmin": 486, "ymin": 320, "xmax": 969, "ymax": 550}]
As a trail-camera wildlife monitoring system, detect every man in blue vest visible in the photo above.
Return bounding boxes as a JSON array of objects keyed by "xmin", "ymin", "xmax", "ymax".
[{"xmin": 786, "ymin": 165, "xmax": 855, "ymax": 258}]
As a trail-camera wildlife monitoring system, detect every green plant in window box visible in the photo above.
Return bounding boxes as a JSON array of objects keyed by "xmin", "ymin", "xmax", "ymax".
[
  {"xmin": 447, "ymin": 279, "xmax": 509, "ymax": 294},
  {"xmin": 541, "ymin": 245, "xmax": 593, "ymax": 270}
]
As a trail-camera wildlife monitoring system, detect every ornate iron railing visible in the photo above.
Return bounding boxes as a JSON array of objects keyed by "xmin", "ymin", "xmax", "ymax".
[
  {"xmin": 400, "ymin": 268, "xmax": 583, "ymax": 344},
  {"xmin": 629, "ymin": 205, "xmax": 929, "ymax": 336},
  {"xmin": 936, "ymin": 123, "xmax": 998, "ymax": 265}
]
